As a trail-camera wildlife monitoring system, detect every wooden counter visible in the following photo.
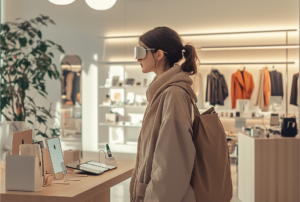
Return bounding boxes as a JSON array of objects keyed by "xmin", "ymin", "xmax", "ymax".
[
  {"xmin": 238, "ymin": 133, "xmax": 300, "ymax": 202},
  {"xmin": 0, "ymin": 159, "xmax": 135, "ymax": 202}
]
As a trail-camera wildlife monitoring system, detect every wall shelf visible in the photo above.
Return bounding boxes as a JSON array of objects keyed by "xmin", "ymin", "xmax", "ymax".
[
  {"xmin": 98, "ymin": 143, "xmax": 137, "ymax": 154},
  {"xmin": 99, "ymin": 85, "xmax": 148, "ymax": 89},
  {"xmin": 60, "ymin": 137, "xmax": 82, "ymax": 143},
  {"xmin": 99, "ymin": 104, "xmax": 147, "ymax": 108},
  {"xmin": 98, "ymin": 29, "xmax": 297, "ymax": 39},
  {"xmin": 99, "ymin": 123, "xmax": 142, "ymax": 128}
]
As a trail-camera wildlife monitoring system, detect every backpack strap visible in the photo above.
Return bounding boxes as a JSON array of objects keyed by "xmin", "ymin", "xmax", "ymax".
[{"xmin": 168, "ymin": 83, "xmax": 215, "ymax": 116}]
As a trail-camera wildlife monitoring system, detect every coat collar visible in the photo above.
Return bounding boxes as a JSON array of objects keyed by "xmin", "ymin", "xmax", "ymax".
[
  {"xmin": 235, "ymin": 70, "xmax": 245, "ymax": 87},
  {"xmin": 147, "ymin": 64, "xmax": 197, "ymax": 104}
]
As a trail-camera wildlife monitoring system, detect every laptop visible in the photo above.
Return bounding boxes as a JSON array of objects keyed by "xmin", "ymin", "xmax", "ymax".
[{"xmin": 12, "ymin": 129, "xmax": 33, "ymax": 155}]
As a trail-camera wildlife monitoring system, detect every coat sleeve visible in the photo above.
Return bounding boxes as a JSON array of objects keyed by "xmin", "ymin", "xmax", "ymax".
[
  {"xmin": 231, "ymin": 74, "xmax": 236, "ymax": 109},
  {"xmin": 144, "ymin": 87, "xmax": 196, "ymax": 202},
  {"xmin": 205, "ymin": 75, "xmax": 209, "ymax": 102},
  {"xmin": 221, "ymin": 76, "xmax": 229, "ymax": 100},
  {"xmin": 250, "ymin": 74, "xmax": 255, "ymax": 97}
]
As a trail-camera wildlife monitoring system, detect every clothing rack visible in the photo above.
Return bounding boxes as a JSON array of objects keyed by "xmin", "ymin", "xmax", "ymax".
[{"xmin": 99, "ymin": 29, "xmax": 297, "ymax": 117}]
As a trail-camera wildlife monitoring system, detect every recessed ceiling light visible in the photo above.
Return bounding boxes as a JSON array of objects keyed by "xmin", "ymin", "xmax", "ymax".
[
  {"xmin": 48, "ymin": 0, "xmax": 76, "ymax": 5},
  {"xmin": 85, "ymin": 0, "xmax": 117, "ymax": 10}
]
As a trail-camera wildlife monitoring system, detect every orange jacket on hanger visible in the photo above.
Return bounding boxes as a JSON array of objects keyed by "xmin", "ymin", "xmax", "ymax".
[
  {"xmin": 263, "ymin": 68, "xmax": 271, "ymax": 106},
  {"xmin": 231, "ymin": 70, "xmax": 255, "ymax": 109}
]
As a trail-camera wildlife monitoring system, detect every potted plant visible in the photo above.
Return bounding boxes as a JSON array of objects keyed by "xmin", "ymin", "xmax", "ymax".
[{"xmin": 0, "ymin": 15, "xmax": 65, "ymax": 141}]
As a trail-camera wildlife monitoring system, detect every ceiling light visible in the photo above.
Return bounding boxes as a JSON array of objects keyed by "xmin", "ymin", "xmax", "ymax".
[
  {"xmin": 48, "ymin": 0, "xmax": 76, "ymax": 5},
  {"xmin": 85, "ymin": 0, "xmax": 117, "ymax": 10}
]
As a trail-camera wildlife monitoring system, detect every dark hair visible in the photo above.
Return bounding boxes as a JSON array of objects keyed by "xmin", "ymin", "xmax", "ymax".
[{"xmin": 139, "ymin": 26, "xmax": 199, "ymax": 75}]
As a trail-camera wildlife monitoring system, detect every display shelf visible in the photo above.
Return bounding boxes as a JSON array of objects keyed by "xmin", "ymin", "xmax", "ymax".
[
  {"xmin": 60, "ymin": 137, "xmax": 82, "ymax": 142},
  {"xmin": 99, "ymin": 123, "xmax": 142, "ymax": 128},
  {"xmin": 226, "ymin": 136, "xmax": 238, "ymax": 140},
  {"xmin": 99, "ymin": 85, "xmax": 148, "ymax": 89},
  {"xmin": 219, "ymin": 117, "xmax": 264, "ymax": 120},
  {"xmin": 98, "ymin": 143, "xmax": 137, "ymax": 154},
  {"xmin": 99, "ymin": 104, "xmax": 147, "ymax": 108}
]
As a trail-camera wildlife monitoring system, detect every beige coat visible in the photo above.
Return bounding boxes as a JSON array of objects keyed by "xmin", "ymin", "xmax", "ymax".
[
  {"xmin": 130, "ymin": 64, "xmax": 197, "ymax": 202},
  {"xmin": 254, "ymin": 69, "xmax": 271, "ymax": 111}
]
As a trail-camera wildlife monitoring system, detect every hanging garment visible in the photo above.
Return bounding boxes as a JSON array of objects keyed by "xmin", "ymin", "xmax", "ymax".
[
  {"xmin": 269, "ymin": 70, "xmax": 283, "ymax": 97},
  {"xmin": 290, "ymin": 73, "xmax": 299, "ymax": 106},
  {"xmin": 231, "ymin": 70, "xmax": 255, "ymax": 109},
  {"xmin": 62, "ymin": 70, "xmax": 71, "ymax": 95},
  {"xmin": 254, "ymin": 69, "xmax": 269, "ymax": 111},
  {"xmin": 297, "ymin": 77, "xmax": 299, "ymax": 106},
  {"xmin": 130, "ymin": 64, "xmax": 197, "ymax": 202},
  {"xmin": 66, "ymin": 72, "xmax": 75, "ymax": 101},
  {"xmin": 263, "ymin": 68, "xmax": 271, "ymax": 106},
  {"xmin": 205, "ymin": 69, "xmax": 228, "ymax": 106},
  {"xmin": 71, "ymin": 73, "xmax": 78, "ymax": 105}
]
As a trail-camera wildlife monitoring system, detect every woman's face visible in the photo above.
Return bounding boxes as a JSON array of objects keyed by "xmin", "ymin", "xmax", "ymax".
[{"xmin": 137, "ymin": 41, "xmax": 156, "ymax": 74}]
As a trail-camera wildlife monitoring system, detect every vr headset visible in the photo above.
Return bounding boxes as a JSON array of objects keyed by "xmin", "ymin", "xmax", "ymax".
[{"xmin": 134, "ymin": 46, "xmax": 168, "ymax": 60}]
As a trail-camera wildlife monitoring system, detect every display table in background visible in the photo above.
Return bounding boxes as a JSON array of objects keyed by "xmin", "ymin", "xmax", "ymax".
[
  {"xmin": 0, "ymin": 159, "xmax": 135, "ymax": 202},
  {"xmin": 238, "ymin": 133, "xmax": 300, "ymax": 202}
]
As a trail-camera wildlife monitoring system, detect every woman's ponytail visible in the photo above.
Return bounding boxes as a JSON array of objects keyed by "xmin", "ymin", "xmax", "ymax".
[{"xmin": 181, "ymin": 43, "xmax": 199, "ymax": 75}]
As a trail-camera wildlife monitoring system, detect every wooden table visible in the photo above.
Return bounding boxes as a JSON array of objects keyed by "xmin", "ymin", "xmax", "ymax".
[{"xmin": 0, "ymin": 159, "xmax": 135, "ymax": 202}]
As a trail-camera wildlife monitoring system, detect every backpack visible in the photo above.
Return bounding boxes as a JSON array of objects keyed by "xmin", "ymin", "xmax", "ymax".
[
  {"xmin": 173, "ymin": 84, "xmax": 233, "ymax": 202},
  {"xmin": 190, "ymin": 105, "xmax": 233, "ymax": 202}
]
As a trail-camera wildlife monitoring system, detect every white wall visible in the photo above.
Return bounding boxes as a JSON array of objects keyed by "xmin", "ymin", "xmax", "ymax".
[{"xmin": 5, "ymin": 0, "xmax": 299, "ymax": 157}]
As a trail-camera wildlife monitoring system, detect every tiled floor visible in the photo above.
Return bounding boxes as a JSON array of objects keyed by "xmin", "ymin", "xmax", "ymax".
[{"xmin": 111, "ymin": 164, "xmax": 240, "ymax": 202}]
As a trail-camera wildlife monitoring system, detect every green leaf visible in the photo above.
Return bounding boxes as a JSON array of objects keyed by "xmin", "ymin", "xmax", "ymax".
[
  {"xmin": 48, "ymin": 52, "xmax": 54, "ymax": 57},
  {"xmin": 0, "ymin": 35, "xmax": 6, "ymax": 46},
  {"xmin": 26, "ymin": 96, "xmax": 35, "ymax": 105},
  {"xmin": 37, "ymin": 30, "xmax": 42, "ymax": 39},
  {"xmin": 46, "ymin": 40, "xmax": 55, "ymax": 45},
  {"xmin": 35, "ymin": 131, "xmax": 49, "ymax": 138},
  {"xmin": 18, "ymin": 37, "xmax": 27, "ymax": 47},
  {"xmin": 2, "ymin": 24, "xmax": 10, "ymax": 32},
  {"xmin": 29, "ymin": 39, "xmax": 33, "ymax": 45},
  {"xmin": 57, "ymin": 45, "xmax": 65, "ymax": 53},
  {"xmin": 47, "ymin": 70, "xmax": 52, "ymax": 79},
  {"xmin": 49, "ymin": 19, "xmax": 56, "ymax": 25},
  {"xmin": 39, "ymin": 43, "xmax": 47, "ymax": 52},
  {"xmin": 38, "ymin": 91, "xmax": 47, "ymax": 99},
  {"xmin": 27, "ymin": 120, "xmax": 34, "ymax": 125}
]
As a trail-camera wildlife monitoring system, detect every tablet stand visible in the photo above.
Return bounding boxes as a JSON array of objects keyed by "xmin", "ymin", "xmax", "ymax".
[
  {"xmin": 98, "ymin": 150, "xmax": 117, "ymax": 165},
  {"xmin": 61, "ymin": 162, "xmax": 81, "ymax": 182}
]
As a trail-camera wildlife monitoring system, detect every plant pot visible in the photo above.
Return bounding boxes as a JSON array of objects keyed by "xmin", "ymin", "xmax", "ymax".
[{"xmin": 0, "ymin": 121, "xmax": 27, "ymax": 162}]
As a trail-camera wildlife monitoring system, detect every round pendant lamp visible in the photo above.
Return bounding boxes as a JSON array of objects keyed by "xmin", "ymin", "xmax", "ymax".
[
  {"xmin": 85, "ymin": 0, "xmax": 117, "ymax": 10},
  {"xmin": 48, "ymin": 0, "xmax": 76, "ymax": 5}
]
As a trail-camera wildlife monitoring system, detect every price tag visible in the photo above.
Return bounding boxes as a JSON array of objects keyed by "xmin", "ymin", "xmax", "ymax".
[{"xmin": 235, "ymin": 118, "xmax": 246, "ymax": 128}]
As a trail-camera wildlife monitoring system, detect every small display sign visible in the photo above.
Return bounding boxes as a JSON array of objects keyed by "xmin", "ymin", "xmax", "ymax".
[{"xmin": 235, "ymin": 118, "xmax": 246, "ymax": 128}]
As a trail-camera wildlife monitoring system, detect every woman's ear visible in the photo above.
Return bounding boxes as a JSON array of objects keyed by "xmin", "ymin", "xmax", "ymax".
[{"xmin": 156, "ymin": 50, "xmax": 165, "ymax": 61}]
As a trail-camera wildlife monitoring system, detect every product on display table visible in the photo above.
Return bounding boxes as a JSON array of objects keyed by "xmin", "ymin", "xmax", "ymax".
[{"xmin": 66, "ymin": 160, "xmax": 117, "ymax": 175}]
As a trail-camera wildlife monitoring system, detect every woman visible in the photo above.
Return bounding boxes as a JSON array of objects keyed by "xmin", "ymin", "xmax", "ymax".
[{"xmin": 130, "ymin": 26, "xmax": 199, "ymax": 202}]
